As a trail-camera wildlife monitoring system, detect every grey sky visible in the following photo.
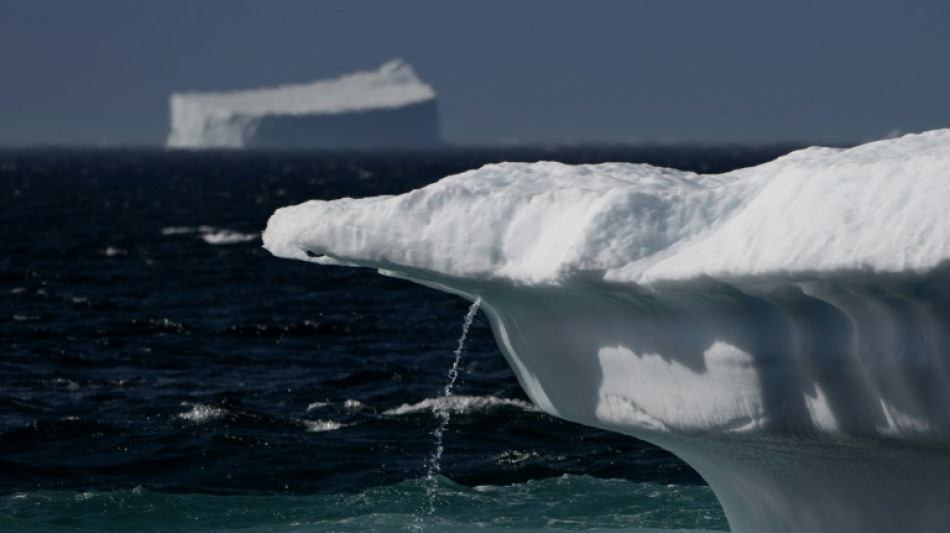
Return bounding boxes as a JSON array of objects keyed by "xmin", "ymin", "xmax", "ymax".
[{"xmin": 2, "ymin": 0, "xmax": 948, "ymax": 146}]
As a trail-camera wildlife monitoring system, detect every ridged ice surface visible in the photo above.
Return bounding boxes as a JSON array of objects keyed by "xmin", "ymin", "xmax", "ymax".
[
  {"xmin": 265, "ymin": 130, "xmax": 950, "ymax": 285},
  {"xmin": 264, "ymin": 130, "xmax": 950, "ymax": 533}
]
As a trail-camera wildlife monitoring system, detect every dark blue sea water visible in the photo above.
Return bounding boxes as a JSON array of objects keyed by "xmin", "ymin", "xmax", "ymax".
[{"xmin": 0, "ymin": 145, "xmax": 797, "ymax": 531}]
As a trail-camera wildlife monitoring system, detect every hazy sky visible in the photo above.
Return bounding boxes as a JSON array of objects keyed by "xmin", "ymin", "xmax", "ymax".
[{"xmin": 2, "ymin": 0, "xmax": 949, "ymax": 146}]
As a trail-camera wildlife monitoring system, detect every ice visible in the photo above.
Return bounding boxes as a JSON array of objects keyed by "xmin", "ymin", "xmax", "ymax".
[
  {"xmin": 167, "ymin": 59, "xmax": 440, "ymax": 149},
  {"xmin": 263, "ymin": 130, "xmax": 950, "ymax": 532},
  {"xmin": 264, "ymin": 130, "xmax": 950, "ymax": 285}
]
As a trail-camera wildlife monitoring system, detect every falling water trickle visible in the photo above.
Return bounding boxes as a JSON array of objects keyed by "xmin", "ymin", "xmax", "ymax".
[{"xmin": 417, "ymin": 297, "xmax": 481, "ymax": 526}]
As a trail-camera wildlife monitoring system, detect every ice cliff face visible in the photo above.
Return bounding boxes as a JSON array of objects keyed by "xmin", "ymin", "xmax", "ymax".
[
  {"xmin": 167, "ymin": 60, "xmax": 440, "ymax": 149},
  {"xmin": 263, "ymin": 130, "xmax": 950, "ymax": 533}
]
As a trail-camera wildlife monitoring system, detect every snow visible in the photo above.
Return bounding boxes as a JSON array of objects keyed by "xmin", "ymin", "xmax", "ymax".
[
  {"xmin": 263, "ymin": 130, "xmax": 950, "ymax": 533},
  {"xmin": 167, "ymin": 59, "xmax": 438, "ymax": 149},
  {"xmin": 172, "ymin": 59, "xmax": 433, "ymax": 117},
  {"xmin": 264, "ymin": 129, "xmax": 950, "ymax": 286}
]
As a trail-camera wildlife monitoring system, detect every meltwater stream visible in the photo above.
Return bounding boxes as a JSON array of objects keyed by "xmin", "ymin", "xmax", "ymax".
[{"xmin": 420, "ymin": 298, "xmax": 482, "ymax": 523}]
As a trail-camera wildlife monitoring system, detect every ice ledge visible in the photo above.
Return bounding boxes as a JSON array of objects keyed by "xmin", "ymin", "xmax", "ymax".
[
  {"xmin": 264, "ymin": 130, "xmax": 950, "ymax": 532},
  {"xmin": 265, "ymin": 130, "xmax": 950, "ymax": 286}
]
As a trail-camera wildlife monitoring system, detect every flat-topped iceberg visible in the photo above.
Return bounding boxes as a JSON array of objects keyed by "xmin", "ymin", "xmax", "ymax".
[
  {"xmin": 263, "ymin": 130, "xmax": 950, "ymax": 533},
  {"xmin": 167, "ymin": 59, "xmax": 440, "ymax": 149}
]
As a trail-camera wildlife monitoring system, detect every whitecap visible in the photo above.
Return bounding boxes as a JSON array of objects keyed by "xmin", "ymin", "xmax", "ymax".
[
  {"xmin": 302, "ymin": 419, "xmax": 345, "ymax": 433},
  {"xmin": 494, "ymin": 449, "xmax": 541, "ymax": 466},
  {"xmin": 178, "ymin": 403, "xmax": 226, "ymax": 424},
  {"xmin": 200, "ymin": 229, "xmax": 259, "ymax": 245},
  {"xmin": 161, "ymin": 225, "xmax": 258, "ymax": 245},
  {"xmin": 383, "ymin": 395, "xmax": 539, "ymax": 417},
  {"xmin": 160, "ymin": 226, "xmax": 198, "ymax": 235},
  {"xmin": 99, "ymin": 246, "xmax": 127, "ymax": 257},
  {"xmin": 343, "ymin": 399, "xmax": 370, "ymax": 412},
  {"xmin": 306, "ymin": 401, "xmax": 331, "ymax": 412}
]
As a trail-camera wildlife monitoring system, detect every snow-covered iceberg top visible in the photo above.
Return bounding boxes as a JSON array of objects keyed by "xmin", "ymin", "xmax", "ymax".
[
  {"xmin": 167, "ymin": 60, "xmax": 438, "ymax": 148},
  {"xmin": 265, "ymin": 129, "xmax": 950, "ymax": 287},
  {"xmin": 264, "ymin": 130, "xmax": 950, "ymax": 533},
  {"xmin": 173, "ymin": 59, "xmax": 433, "ymax": 117}
]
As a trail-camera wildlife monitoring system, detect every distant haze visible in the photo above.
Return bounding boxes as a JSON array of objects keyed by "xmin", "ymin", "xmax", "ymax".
[{"xmin": 2, "ymin": 0, "xmax": 949, "ymax": 147}]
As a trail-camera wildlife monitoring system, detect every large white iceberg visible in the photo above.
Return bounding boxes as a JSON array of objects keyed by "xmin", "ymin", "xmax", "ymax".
[
  {"xmin": 263, "ymin": 130, "xmax": 950, "ymax": 533},
  {"xmin": 167, "ymin": 60, "xmax": 440, "ymax": 149}
]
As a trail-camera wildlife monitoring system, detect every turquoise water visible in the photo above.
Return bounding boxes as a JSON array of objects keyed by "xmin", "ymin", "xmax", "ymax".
[{"xmin": 0, "ymin": 475, "xmax": 726, "ymax": 532}]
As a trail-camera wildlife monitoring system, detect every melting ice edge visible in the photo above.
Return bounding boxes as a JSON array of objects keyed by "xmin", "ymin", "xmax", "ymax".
[{"xmin": 263, "ymin": 130, "xmax": 950, "ymax": 533}]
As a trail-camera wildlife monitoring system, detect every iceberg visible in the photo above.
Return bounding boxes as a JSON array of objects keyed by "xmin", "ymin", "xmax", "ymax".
[
  {"xmin": 263, "ymin": 130, "xmax": 950, "ymax": 533},
  {"xmin": 167, "ymin": 60, "xmax": 440, "ymax": 149}
]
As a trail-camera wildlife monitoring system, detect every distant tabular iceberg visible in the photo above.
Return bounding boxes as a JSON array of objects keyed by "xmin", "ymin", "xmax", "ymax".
[
  {"xmin": 167, "ymin": 60, "xmax": 440, "ymax": 149},
  {"xmin": 264, "ymin": 130, "xmax": 950, "ymax": 532}
]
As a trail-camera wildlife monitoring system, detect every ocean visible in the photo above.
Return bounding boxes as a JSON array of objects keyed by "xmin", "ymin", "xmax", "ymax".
[{"xmin": 0, "ymin": 145, "xmax": 797, "ymax": 532}]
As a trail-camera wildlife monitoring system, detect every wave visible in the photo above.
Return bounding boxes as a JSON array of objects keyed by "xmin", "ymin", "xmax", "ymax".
[
  {"xmin": 301, "ymin": 396, "xmax": 537, "ymax": 419},
  {"xmin": 301, "ymin": 420, "xmax": 345, "ymax": 433},
  {"xmin": 160, "ymin": 226, "xmax": 203, "ymax": 235},
  {"xmin": 99, "ymin": 246, "xmax": 128, "ymax": 257},
  {"xmin": 160, "ymin": 225, "xmax": 258, "ymax": 245},
  {"xmin": 383, "ymin": 395, "xmax": 539, "ymax": 417},
  {"xmin": 176, "ymin": 402, "xmax": 352, "ymax": 435},
  {"xmin": 200, "ymin": 229, "xmax": 259, "ymax": 245},
  {"xmin": 177, "ymin": 403, "xmax": 227, "ymax": 424}
]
